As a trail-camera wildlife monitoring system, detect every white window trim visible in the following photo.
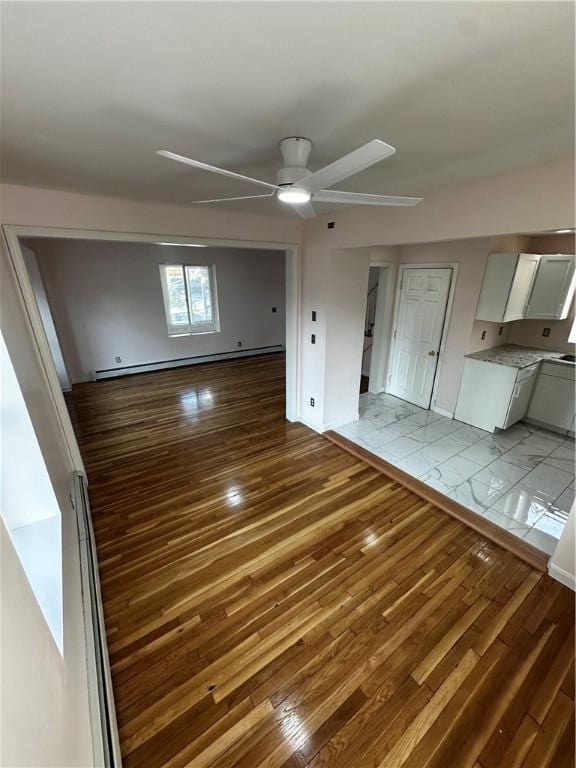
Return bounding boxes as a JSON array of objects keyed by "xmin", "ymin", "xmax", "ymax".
[{"xmin": 159, "ymin": 263, "xmax": 220, "ymax": 337}]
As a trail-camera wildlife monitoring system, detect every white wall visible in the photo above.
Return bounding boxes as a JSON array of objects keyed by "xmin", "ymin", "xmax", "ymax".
[
  {"xmin": 0, "ymin": 332, "xmax": 62, "ymax": 530},
  {"xmin": 323, "ymin": 248, "xmax": 370, "ymax": 428},
  {"xmin": 29, "ymin": 239, "xmax": 286, "ymax": 383},
  {"xmin": 549, "ymin": 507, "xmax": 575, "ymax": 590},
  {"xmin": 21, "ymin": 245, "xmax": 71, "ymax": 390},
  {"xmin": 0, "ymin": 520, "xmax": 92, "ymax": 767},
  {"xmin": 0, "ymin": 239, "xmax": 95, "ymax": 766}
]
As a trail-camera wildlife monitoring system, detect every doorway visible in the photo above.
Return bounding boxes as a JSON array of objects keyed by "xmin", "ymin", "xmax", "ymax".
[
  {"xmin": 3, "ymin": 225, "xmax": 300, "ymax": 472},
  {"xmin": 360, "ymin": 266, "xmax": 380, "ymax": 393},
  {"xmin": 388, "ymin": 266, "xmax": 453, "ymax": 409}
]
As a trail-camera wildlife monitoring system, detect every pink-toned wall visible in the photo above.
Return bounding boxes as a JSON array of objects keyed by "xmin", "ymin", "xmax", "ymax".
[
  {"xmin": 0, "ymin": 183, "xmax": 301, "ymax": 244},
  {"xmin": 2, "ymin": 158, "xmax": 574, "ymax": 429},
  {"xmin": 29, "ymin": 238, "xmax": 286, "ymax": 383},
  {"xmin": 298, "ymin": 159, "xmax": 575, "ymax": 428}
]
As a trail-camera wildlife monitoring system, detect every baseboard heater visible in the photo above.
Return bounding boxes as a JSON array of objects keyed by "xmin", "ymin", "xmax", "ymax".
[
  {"xmin": 92, "ymin": 345, "xmax": 285, "ymax": 381},
  {"xmin": 74, "ymin": 473, "xmax": 121, "ymax": 768}
]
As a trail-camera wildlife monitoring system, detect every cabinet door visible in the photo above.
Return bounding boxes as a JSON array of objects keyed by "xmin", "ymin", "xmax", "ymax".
[
  {"xmin": 475, "ymin": 253, "xmax": 518, "ymax": 322},
  {"xmin": 503, "ymin": 374, "xmax": 537, "ymax": 429},
  {"xmin": 527, "ymin": 374, "xmax": 575, "ymax": 431},
  {"xmin": 503, "ymin": 254, "xmax": 540, "ymax": 321},
  {"xmin": 525, "ymin": 255, "xmax": 576, "ymax": 319}
]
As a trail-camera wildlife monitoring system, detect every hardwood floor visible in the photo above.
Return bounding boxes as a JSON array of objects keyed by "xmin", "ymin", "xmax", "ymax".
[{"xmin": 69, "ymin": 353, "xmax": 575, "ymax": 768}]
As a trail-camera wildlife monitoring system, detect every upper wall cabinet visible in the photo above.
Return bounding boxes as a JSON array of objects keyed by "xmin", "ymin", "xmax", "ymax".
[
  {"xmin": 475, "ymin": 253, "xmax": 540, "ymax": 323},
  {"xmin": 524, "ymin": 255, "xmax": 576, "ymax": 320}
]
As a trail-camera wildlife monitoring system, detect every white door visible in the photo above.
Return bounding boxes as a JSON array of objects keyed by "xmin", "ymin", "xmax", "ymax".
[{"xmin": 388, "ymin": 268, "xmax": 452, "ymax": 408}]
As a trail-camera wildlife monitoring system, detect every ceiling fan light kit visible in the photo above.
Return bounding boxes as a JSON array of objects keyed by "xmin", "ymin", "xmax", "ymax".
[
  {"xmin": 156, "ymin": 136, "xmax": 422, "ymax": 218},
  {"xmin": 277, "ymin": 187, "xmax": 311, "ymax": 204}
]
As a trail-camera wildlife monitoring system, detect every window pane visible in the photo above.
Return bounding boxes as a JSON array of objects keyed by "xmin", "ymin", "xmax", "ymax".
[
  {"xmin": 164, "ymin": 265, "xmax": 190, "ymax": 331},
  {"xmin": 185, "ymin": 266, "xmax": 213, "ymax": 325}
]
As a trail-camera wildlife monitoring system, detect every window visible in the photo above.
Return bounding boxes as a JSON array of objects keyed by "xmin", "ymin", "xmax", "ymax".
[
  {"xmin": 0, "ymin": 331, "xmax": 63, "ymax": 651},
  {"xmin": 159, "ymin": 264, "xmax": 219, "ymax": 336}
]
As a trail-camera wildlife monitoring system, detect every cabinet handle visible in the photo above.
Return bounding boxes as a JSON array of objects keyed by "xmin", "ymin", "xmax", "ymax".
[{"xmin": 513, "ymin": 383, "xmax": 520, "ymax": 399}]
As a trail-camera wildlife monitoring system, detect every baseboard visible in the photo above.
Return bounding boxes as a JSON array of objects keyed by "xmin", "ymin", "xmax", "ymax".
[
  {"xmin": 92, "ymin": 345, "xmax": 285, "ymax": 380},
  {"xmin": 298, "ymin": 417, "xmax": 325, "ymax": 434},
  {"xmin": 322, "ymin": 411, "xmax": 359, "ymax": 432},
  {"xmin": 432, "ymin": 404, "xmax": 454, "ymax": 419},
  {"xmin": 324, "ymin": 430, "xmax": 549, "ymax": 572},
  {"xmin": 548, "ymin": 562, "xmax": 576, "ymax": 591},
  {"xmin": 524, "ymin": 417, "xmax": 570, "ymax": 438}
]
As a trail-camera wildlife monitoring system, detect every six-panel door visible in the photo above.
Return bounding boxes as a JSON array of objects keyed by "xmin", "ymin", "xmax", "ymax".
[{"xmin": 388, "ymin": 268, "xmax": 452, "ymax": 408}]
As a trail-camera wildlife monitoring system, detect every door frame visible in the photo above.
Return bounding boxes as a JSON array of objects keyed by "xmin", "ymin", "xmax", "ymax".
[
  {"xmin": 387, "ymin": 262, "xmax": 459, "ymax": 412},
  {"xmin": 2, "ymin": 224, "xmax": 301, "ymax": 474},
  {"xmin": 366, "ymin": 260, "xmax": 396, "ymax": 395}
]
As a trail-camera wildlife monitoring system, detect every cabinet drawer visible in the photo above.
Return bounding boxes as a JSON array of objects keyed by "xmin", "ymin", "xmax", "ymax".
[{"xmin": 540, "ymin": 361, "xmax": 575, "ymax": 380}]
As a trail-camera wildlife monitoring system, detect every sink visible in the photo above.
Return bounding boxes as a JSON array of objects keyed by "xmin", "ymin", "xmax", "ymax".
[{"xmin": 559, "ymin": 354, "xmax": 576, "ymax": 362}]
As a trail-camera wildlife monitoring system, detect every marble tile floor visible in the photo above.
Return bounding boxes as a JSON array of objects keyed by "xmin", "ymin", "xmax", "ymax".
[{"xmin": 335, "ymin": 392, "xmax": 575, "ymax": 555}]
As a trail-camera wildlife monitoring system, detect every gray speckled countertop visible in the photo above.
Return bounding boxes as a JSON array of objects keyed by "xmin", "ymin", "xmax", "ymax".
[{"xmin": 465, "ymin": 344, "xmax": 572, "ymax": 369}]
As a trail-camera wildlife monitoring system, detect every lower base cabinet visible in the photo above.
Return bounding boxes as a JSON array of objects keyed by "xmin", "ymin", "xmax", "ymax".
[
  {"xmin": 455, "ymin": 359, "xmax": 539, "ymax": 433},
  {"xmin": 526, "ymin": 362, "xmax": 575, "ymax": 433}
]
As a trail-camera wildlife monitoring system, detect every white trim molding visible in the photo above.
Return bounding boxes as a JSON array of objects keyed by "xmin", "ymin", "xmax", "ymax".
[
  {"xmin": 548, "ymin": 562, "xmax": 576, "ymax": 591},
  {"xmin": 431, "ymin": 404, "xmax": 455, "ymax": 419},
  {"xmin": 93, "ymin": 345, "xmax": 285, "ymax": 380}
]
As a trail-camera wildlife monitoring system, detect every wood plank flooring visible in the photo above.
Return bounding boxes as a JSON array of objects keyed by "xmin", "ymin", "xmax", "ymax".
[{"xmin": 69, "ymin": 353, "xmax": 575, "ymax": 768}]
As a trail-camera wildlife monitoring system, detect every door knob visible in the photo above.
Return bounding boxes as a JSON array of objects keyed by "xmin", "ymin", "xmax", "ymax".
[{"xmin": 428, "ymin": 350, "xmax": 436, "ymax": 357}]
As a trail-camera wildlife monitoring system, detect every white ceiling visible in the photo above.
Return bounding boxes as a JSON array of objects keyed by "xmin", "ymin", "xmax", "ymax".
[{"xmin": 1, "ymin": 2, "xmax": 574, "ymax": 216}]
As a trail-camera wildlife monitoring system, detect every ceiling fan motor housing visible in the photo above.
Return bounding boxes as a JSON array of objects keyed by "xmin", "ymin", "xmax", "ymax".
[{"xmin": 277, "ymin": 137, "xmax": 313, "ymax": 187}]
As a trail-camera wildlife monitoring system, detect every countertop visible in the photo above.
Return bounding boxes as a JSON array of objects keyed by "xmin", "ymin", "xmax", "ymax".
[{"xmin": 465, "ymin": 344, "xmax": 573, "ymax": 369}]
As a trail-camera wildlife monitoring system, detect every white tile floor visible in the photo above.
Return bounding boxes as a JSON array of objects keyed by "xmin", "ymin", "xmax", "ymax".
[{"xmin": 335, "ymin": 392, "xmax": 575, "ymax": 555}]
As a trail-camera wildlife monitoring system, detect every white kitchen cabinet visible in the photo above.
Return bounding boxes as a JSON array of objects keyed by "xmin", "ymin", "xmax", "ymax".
[
  {"xmin": 455, "ymin": 358, "xmax": 539, "ymax": 433},
  {"xmin": 524, "ymin": 255, "xmax": 576, "ymax": 320},
  {"xmin": 503, "ymin": 371, "xmax": 539, "ymax": 428},
  {"xmin": 475, "ymin": 253, "xmax": 540, "ymax": 323},
  {"xmin": 526, "ymin": 362, "xmax": 575, "ymax": 433}
]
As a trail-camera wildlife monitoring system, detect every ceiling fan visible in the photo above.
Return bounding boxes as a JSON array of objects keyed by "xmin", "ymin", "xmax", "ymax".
[{"xmin": 156, "ymin": 137, "xmax": 422, "ymax": 218}]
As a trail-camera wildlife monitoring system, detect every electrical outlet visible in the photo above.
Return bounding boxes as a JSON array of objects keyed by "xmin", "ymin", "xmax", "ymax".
[
  {"xmin": 237, "ymin": 341, "xmax": 242, "ymax": 347},
  {"xmin": 271, "ymin": 306, "xmax": 277, "ymax": 313},
  {"xmin": 498, "ymin": 326, "xmax": 503, "ymax": 336},
  {"xmin": 115, "ymin": 356, "xmax": 122, "ymax": 363},
  {"xmin": 481, "ymin": 331, "xmax": 486, "ymax": 340},
  {"xmin": 310, "ymin": 397, "xmax": 315, "ymax": 407},
  {"xmin": 542, "ymin": 327, "xmax": 551, "ymax": 337},
  {"xmin": 327, "ymin": 221, "xmax": 335, "ymax": 229}
]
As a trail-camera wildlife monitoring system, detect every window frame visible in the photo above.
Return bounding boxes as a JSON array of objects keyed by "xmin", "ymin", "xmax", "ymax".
[{"xmin": 159, "ymin": 263, "xmax": 220, "ymax": 337}]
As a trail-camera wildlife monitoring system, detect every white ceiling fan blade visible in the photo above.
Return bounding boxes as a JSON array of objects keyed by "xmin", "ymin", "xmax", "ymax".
[
  {"xmin": 157, "ymin": 150, "xmax": 280, "ymax": 192},
  {"xmin": 191, "ymin": 192, "xmax": 275, "ymax": 204},
  {"xmin": 313, "ymin": 190, "xmax": 423, "ymax": 207},
  {"xmin": 301, "ymin": 140, "xmax": 396, "ymax": 194},
  {"xmin": 288, "ymin": 200, "xmax": 317, "ymax": 219}
]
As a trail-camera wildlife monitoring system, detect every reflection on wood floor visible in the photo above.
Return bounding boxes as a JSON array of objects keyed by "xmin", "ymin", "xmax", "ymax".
[{"xmin": 69, "ymin": 353, "xmax": 575, "ymax": 768}]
